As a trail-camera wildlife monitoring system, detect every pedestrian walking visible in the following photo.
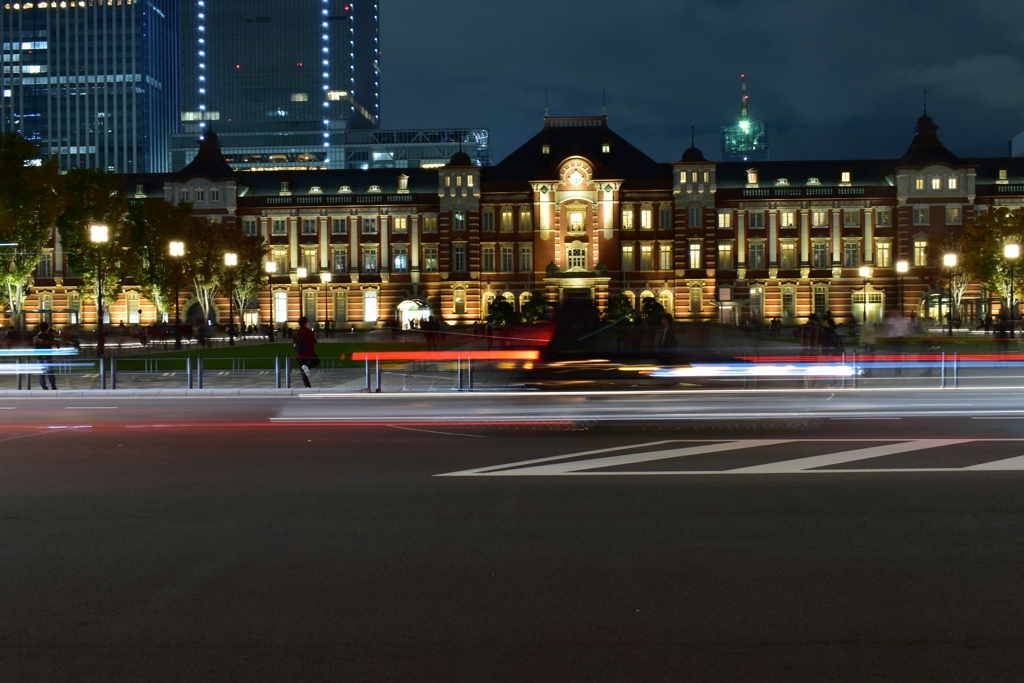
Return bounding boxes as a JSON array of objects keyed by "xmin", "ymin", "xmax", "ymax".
[
  {"xmin": 293, "ymin": 316, "xmax": 320, "ymax": 388},
  {"xmin": 34, "ymin": 322, "xmax": 58, "ymax": 390}
]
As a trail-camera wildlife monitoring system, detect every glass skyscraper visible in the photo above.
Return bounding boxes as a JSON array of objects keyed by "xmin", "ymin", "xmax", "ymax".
[
  {"xmin": 173, "ymin": 0, "xmax": 380, "ymax": 171},
  {"xmin": 0, "ymin": 0, "xmax": 179, "ymax": 173}
]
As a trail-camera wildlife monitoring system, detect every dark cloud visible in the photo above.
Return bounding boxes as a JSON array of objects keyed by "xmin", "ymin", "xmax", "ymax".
[{"xmin": 380, "ymin": 0, "xmax": 1024, "ymax": 163}]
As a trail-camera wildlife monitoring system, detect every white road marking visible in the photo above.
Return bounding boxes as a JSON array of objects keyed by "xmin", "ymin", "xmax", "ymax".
[
  {"xmin": 829, "ymin": 417, "xmax": 901, "ymax": 420},
  {"xmin": 972, "ymin": 417, "xmax": 1021, "ymax": 420},
  {"xmin": 63, "ymin": 406, "xmax": 118, "ymax": 410},
  {"xmin": 728, "ymin": 440, "xmax": 969, "ymax": 474},
  {"xmin": 388, "ymin": 425, "xmax": 487, "ymax": 438},
  {"xmin": 967, "ymin": 455, "xmax": 1024, "ymax": 470},
  {"xmin": 438, "ymin": 440, "xmax": 683, "ymax": 476},
  {"xmin": 448, "ymin": 440, "xmax": 788, "ymax": 477}
]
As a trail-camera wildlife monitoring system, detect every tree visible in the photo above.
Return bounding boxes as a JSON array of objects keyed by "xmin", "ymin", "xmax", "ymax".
[
  {"xmin": 223, "ymin": 229, "xmax": 268, "ymax": 325},
  {"xmin": 640, "ymin": 296, "xmax": 666, "ymax": 324},
  {"xmin": 520, "ymin": 289, "xmax": 551, "ymax": 323},
  {"xmin": 486, "ymin": 299, "xmax": 519, "ymax": 327},
  {"xmin": 57, "ymin": 168, "xmax": 136, "ymax": 322},
  {"xmin": 962, "ymin": 206, "xmax": 1024, "ymax": 315},
  {"xmin": 182, "ymin": 217, "xmax": 226, "ymax": 323},
  {"xmin": 606, "ymin": 294, "xmax": 637, "ymax": 323},
  {"xmin": 932, "ymin": 228, "xmax": 972, "ymax": 322},
  {"xmin": 128, "ymin": 199, "xmax": 193, "ymax": 322},
  {"xmin": 0, "ymin": 134, "xmax": 65, "ymax": 334}
]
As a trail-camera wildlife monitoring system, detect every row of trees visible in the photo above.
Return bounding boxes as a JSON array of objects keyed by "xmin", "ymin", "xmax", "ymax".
[{"xmin": 0, "ymin": 133, "xmax": 267, "ymax": 333}]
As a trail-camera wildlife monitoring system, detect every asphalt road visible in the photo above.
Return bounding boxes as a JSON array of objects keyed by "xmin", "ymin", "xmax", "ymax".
[{"xmin": 4, "ymin": 394, "xmax": 1024, "ymax": 681}]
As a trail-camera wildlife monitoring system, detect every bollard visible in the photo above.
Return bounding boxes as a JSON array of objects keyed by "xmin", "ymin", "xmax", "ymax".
[
  {"xmin": 16, "ymin": 358, "xmax": 22, "ymax": 390},
  {"xmin": 197, "ymin": 355, "xmax": 204, "ymax": 389},
  {"xmin": 852, "ymin": 350, "xmax": 857, "ymax": 389},
  {"xmin": 187, "ymin": 355, "xmax": 193, "ymax": 389},
  {"xmin": 364, "ymin": 357, "xmax": 370, "ymax": 392},
  {"xmin": 111, "ymin": 356, "xmax": 117, "ymax": 390},
  {"xmin": 275, "ymin": 354, "xmax": 281, "ymax": 389},
  {"xmin": 100, "ymin": 355, "xmax": 106, "ymax": 390},
  {"xmin": 467, "ymin": 357, "xmax": 473, "ymax": 392},
  {"xmin": 285, "ymin": 355, "xmax": 292, "ymax": 389},
  {"xmin": 375, "ymin": 354, "xmax": 382, "ymax": 393},
  {"xmin": 456, "ymin": 355, "xmax": 463, "ymax": 391},
  {"xmin": 940, "ymin": 352, "xmax": 946, "ymax": 389},
  {"xmin": 953, "ymin": 352, "xmax": 959, "ymax": 388}
]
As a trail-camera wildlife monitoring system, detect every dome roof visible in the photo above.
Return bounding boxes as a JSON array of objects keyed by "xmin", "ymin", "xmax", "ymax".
[
  {"xmin": 897, "ymin": 113, "xmax": 961, "ymax": 169},
  {"xmin": 447, "ymin": 150, "xmax": 473, "ymax": 166},
  {"xmin": 681, "ymin": 146, "xmax": 706, "ymax": 162}
]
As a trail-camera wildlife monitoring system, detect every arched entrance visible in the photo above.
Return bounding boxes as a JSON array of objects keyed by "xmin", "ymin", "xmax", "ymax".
[
  {"xmin": 185, "ymin": 302, "xmax": 218, "ymax": 326},
  {"xmin": 397, "ymin": 299, "xmax": 430, "ymax": 329}
]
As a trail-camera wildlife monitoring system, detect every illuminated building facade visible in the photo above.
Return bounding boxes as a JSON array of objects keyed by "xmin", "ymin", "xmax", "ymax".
[
  {"xmin": 171, "ymin": 0, "xmax": 379, "ymax": 172},
  {"xmin": 0, "ymin": 0, "xmax": 178, "ymax": 173},
  {"xmin": 721, "ymin": 75, "xmax": 769, "ymax": 163},
  {"xmin": 17, "ymin": 113, "xmax": 1024, "ymax": 331}
]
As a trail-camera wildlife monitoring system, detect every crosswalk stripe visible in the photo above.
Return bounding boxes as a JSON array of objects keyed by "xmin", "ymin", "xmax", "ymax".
[
  {"xmin": 468, "ymin": 440, "xmax": 789, "ymax": 476},
  {"xmin": 721, "ymin": 439, "xmax": 971, "ymax": 474},
  {"xmin": 966, "ymin": 454, "xmax": 1024, "ymax": 470},
  {"xmin": 436, "ymin": 440, "xmax": 683, "ymax": 476}
]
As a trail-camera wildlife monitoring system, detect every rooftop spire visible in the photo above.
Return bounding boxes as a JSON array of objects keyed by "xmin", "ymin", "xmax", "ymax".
[{"xmin": 691, "ymin": 125, "xmax": 695, "ymax": 148}]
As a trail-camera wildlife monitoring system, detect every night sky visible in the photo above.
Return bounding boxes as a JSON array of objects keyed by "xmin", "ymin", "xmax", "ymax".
[{"xmin": 380, "ymin": 0, "xmax": 1024, "ymax": 165}]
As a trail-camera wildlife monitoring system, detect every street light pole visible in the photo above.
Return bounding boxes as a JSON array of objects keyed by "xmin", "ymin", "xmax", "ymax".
[
  {"xmin": 896, "ymin": 260, "xmax": 908, "ymax": 318},
  {"xmin": 224, "ymin": 252, "xmax": 237, "ymax": 346},
  {"xmin": 943, "ymin": 253, "xmax": 957, "ymax": 337},
  {"xmin": 858, "ymin": 266, "xmax": 871, "ymax": 324},
  {"xmin": 170, "ymin": 241, "xmax": 185, "ymax": 350},
  {"xmin": 1005, "ymin": 243, "xmax": 1019, "ymax": 337},
  {"xmin": 297, "ymin": 267, "xmax": 307, "ymax": 327},
  {"xmin": 90, "ymin": 224, "xmax": 108, "ymax": 357},
  {"xmin": 320, "ymin": 271, "xmax": 332, "ymax": 334},
  {"xmin": 265, "ymin": 260, "xmax": 277, "ymax": 342}
]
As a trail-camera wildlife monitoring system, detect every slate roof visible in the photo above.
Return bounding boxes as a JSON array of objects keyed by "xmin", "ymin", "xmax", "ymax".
[
  {"xmin": 172, "ymin": 130, "xmax": 243, "ymax": 182},
  {"xmin": 896, "ymin": 114, "xmax": 963, "ymax": 168},
  {"xmin": 483, "ymin": 116, "xmax": 667, "ymax": 184}
]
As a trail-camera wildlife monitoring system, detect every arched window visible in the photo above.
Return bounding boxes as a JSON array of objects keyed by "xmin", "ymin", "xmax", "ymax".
[
  {"xmin": 624, "ymin": 291, "xmax": 636, "ymax": 311},
  {"xmin": 658, "ymin": 290, "xmax": 672, "ymax": 316},
  {"xmin": 483, "ymin": 292, "xmax": 496, "ymax": 317}
]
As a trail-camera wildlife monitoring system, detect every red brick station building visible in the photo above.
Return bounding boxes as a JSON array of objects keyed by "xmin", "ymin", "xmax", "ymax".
[{"xmin": 20, "ymin": 113, "xmax": 1024, "ymax": 331}]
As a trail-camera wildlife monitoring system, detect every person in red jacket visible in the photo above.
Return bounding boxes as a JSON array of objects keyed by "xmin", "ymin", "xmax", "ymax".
[{"xmin": 293, "ymin": 316, "xmax": 319, "ymax": 388}]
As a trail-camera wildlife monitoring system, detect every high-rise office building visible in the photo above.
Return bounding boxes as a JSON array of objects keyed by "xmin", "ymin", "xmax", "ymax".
[
  {"xmin": 173, "ymin": 0, "xmax": 380, "ymax": 171},
  {"xmin": 721, "ymin": 74, "xmax": 769, "ymax": 163},
  {"xmin": 0, "ymin": 0, "xmax": 179, "ymax": 173}
]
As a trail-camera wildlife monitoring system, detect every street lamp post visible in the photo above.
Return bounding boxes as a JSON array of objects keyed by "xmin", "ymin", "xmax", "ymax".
[
  {"xmin": 170, "ymin": 241, "xmax": 185, "ymax": 350},
  {"xmin": 297, "ymin": 267, "xmax": 307, "ymax": 326},
  {"xmin": 1005, "ymin": 243, "xmax": 1019, "ymax": 337},
  {"xmin": 224, "ymin": 252, "xmax": 237, "ymax": 346},
  {"xmin": 90, "ymin": 224, "xmax": 108, "ymax": 357},
  {"xmin": 896, "ymin": 260, "xmax": 909, "ymax": 318},
  {"xmin": 320, "ymin": 271, "xmax": 332, "ymax": 334},
  {"xmin": 858, "ymin": 266, "xmax": 871, "ymax": 324},
  {"xmin": 265, "ymin": 260, "xmax": 277, "ymax": 342},
  {"xmin": 944, "ymin": 253, "xmax": 957, "ymax": 337}
]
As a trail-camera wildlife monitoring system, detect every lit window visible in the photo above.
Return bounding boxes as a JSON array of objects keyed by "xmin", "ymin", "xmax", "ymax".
[
  {"xmin": 841, "ymin": 171, "xmax": 851, "ymax": 183},
  {"xmin": 467, "ymin": 175, "xmax": 474, "ymax": 188},
  {"xmin": 519, "ymin": 207, "xmax": 533, "ymax": 231},
  {"xmin": 689, "ymin": 242, "xmax": 701, "ymax": 269},
  {"xmin": 393, "ymin": 246, "xmax": 408, "ymax": 273},
  {"xmin": 569, "ymin": 212, "xmax": 584, "ymax": 231},
  {"xmin": 398, "ymin": 176, "xmax": 409, "ymax": 191},
  {"xmin": 568, "ymin": 246, "xmax": 587, "ymax": 270},
  {"xmin": 423, "ymin": 216, "xmax": 438, "ymax": 233},
  {"xmin": 309, "ymin": 186, "xmax": 322, "ymax": 194},
  {"xmin": 542, "ymin": 144, "xmax": 550, "ymax": 155},
  {"xmin": 747, "ymin": 170, "xmax": 758, "ymax": 184},
  {"xmin": 640, "ymin": 208, "xmax": 652, "ymax": 230},
  {"xmin": 602, "ymin": 142, "xmax": 611, "ymax": 154},
  {"xmin": 362, "ymin": 247, "xmax": 378, "ymax": 273},
  {"xmin": 780, "ymin": 210, "xmax": 795, "ymax": 227},
  {"xmin": 622, "ymin": 244, "xmax": 634, "ymax": 270},
  {"xmin": 913, "ymin": 239, "xmax": 928, "ymax": 267},
  {"xmin": 807, "ymin": 177, "xmax": 820, "ymax": 185},
  {"xmin": 718, "ymin": 212, "xmax": 732, "ymax": 229},
  {"xmin": 999, "ymin": 169, "xmax": 1009, "ymax": 181},
  {"xmin": 291, "ymin": 93, "xmax": 308, "ymax": 102},
  {"xmin": 621, "ymin": 208, "xmax": 634, "ymax": 229},
  {"xmin": 423, "ymin": 246, "xmax": 438, "ymax": 273},
  {"xmin": 780, "ymin": 243, "xmax": 797, "ymax": 269},
  {"xmin": 915, "ymin": 178, "xmax": 925, "ymax": 190},
  {"xmin": 332, "ymin": 248, "xmax": 347, "ymax": 274},
  {"xmin": 776, "ymin": 178, "xmax": 789, "ymax": 186},
  {"xmin": 875, "ymin": 241, "xmax": 891, "ymax": 268},
  {"xmin": 368, "ymin": 185, "xmax": 382, "ymax": 193},
  {"xmin": 339, "ymin": 185, "xmax": 352, "ymax": 193},
  {"xmin": 946, "ymin": 207, "xmax": 961, "ymax": 225},
  {"xmin": 500, "ymin": 207, "xmax": 513, "ymax": 232},
  {"xmin": 703, "ymin": 171, "xmax": 710, "ymax": 183},
  {"xmin": 640, "ymin": 245, "xmax": 653, "ymax": 270},
  {"xmin": 931, "ymin": 177, "xmax": 941, "ymax": 190},
  {"xmin": 717, "ymin": 244, "xmax": 733, "ymax": 269},
  {"xmin": 659, "ymin": 244, "xmax": 672, "ymax": 270},
  {"xmin": 948, "ymin": 177, "xmax": 959, "ymax": 190},
  {"xmin": 812, "ymin": 210, "xmax": 827, "ymax": 227},
  {"xmin": 393, "ymin": 217, "xmax": 408, "ymax": 233}
]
